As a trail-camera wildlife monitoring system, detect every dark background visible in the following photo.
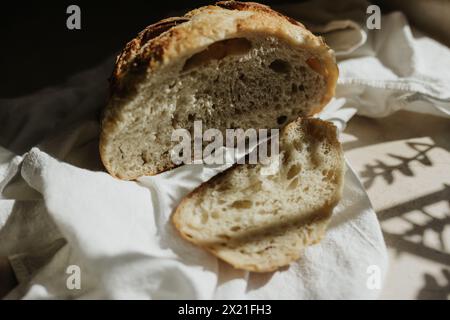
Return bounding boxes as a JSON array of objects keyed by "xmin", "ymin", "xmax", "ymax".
[
  {"xmin": 0, "ymin": 0, "xmax": 416, "ymax": 98},
  {"xmin": 0, "ymin": 1, "xmax": 214, "ymax": 98}
]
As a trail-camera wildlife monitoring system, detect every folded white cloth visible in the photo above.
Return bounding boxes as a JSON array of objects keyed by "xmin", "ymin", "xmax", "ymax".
[
  {"xmin": 278, "ymin": 0, "xmax": 450, "ymax": 119},
  {"xmin": 1, "ymin": 0, "xmax": 449, "ymax": 299},
  {"xmin": 1, "ymin": 128, "xmax": 386, "ymax": 299}
]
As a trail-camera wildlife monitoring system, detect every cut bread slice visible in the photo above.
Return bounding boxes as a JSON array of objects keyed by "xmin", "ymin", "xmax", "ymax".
[
  {"xmin": 99, "ymin": 1, "xmax": 338, "ymax": 179},
  {"xmin": 172, "ymin": 118, "xmax": 344, "ymax": 272}
]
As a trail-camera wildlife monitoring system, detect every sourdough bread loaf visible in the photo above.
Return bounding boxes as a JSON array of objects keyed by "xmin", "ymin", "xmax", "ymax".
[
  {"xmin": 172, "ymin": 118, "xmax": 344, "ymax": 272},
  {"xmin": 99, "ymin": 1, "xmax": 338, "ymax": 179}
]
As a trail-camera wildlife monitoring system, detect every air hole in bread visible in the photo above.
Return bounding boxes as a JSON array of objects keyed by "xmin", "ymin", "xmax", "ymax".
[
  {"xmin": 217, "ymin": 183, "xmax": 231, "ymax": 192},
  {"xmin": 269, "ymin": 59, "xmax": 291, "ymax": 73},
  {"xmin": 322, "ymin": 170, "xmax": 335, "ymax": 181},
  {"xmin": 231, "ymin": 200, "xmax": 253, "ymax": 209},
  {"xmin": 288, "ymin": 177, "xmax": 299, "ymax": 190},
  {"xmin": 293, "ymin": 140, "xmax": 303, "ymax": 151},
  {"xmin": 287, "ymin": 164, "xmax": 301, "ymax": 180},
  {"xmin": 251, "ymin": 181, "xmax": 263, "ymax": 192},
  {"xmin": 212, "ymin": 211, "xmax": 220, "ymax": 219},
  {"xmin": 140, "ymin": 152, "xmax": 148, "ymax": 164},
  {"xmin": 218, "ymin": 234, "xmax": 231, "ymax": 240},
  {"xmin": 256, "ymin": 246, "xmax": 273, "ymax": 254},
  {"xmin": 183, "ymin": 38, "xmax": 252, "ymax": 71},
  {"xmin": 201, "ymin": 212, "xmax": 209, "ymax": 224},
  {"xmin": 277, "ymin": 115, "xmax": 287, "ymax": 125},
  {"xmin": 230, "ymin": 226, "xmax": 241, "ymax": 232},
  {"xmin": 245, "ymin": 181, "xmax": 262, "ymax": 193},
  {"xmin": 291, "ymin": 83, "xmax": 298, "ymax": 93},
  {"xmin": 118, "ymin": 146, "xmax": 125, "ymax": 160}
]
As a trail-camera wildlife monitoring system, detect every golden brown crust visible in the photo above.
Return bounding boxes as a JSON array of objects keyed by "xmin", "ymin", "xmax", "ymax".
[
  {"xmin": 110, "ymin": 17, "xmax": 190, "ymax": 95},
  {"xmin": 100, "ymin": 1, "xmax": 339, "ymax": 179},
  {"xmin": 215, "ymin": 1, "xmax": 305, "ymax": 28}
]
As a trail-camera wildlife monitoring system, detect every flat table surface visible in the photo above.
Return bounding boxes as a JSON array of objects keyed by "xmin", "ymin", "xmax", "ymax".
[{"xmin": 342, "ymin": 110, "xmax": 450, "ymax": 299}]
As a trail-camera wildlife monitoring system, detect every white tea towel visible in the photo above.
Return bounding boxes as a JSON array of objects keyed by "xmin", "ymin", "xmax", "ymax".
[{"xmin": 277, "ymin": 0, "xmax": 450, "ymax": 119}]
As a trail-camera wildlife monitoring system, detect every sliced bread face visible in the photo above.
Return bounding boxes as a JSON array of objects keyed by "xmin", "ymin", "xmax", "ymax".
[
  {"xmin": 172, "ymin": 118, "xmax": 344, "ymax": 272},
  {"xmin": 100, "ymin": 2, "xmax": 338, "ymax": 180}
]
